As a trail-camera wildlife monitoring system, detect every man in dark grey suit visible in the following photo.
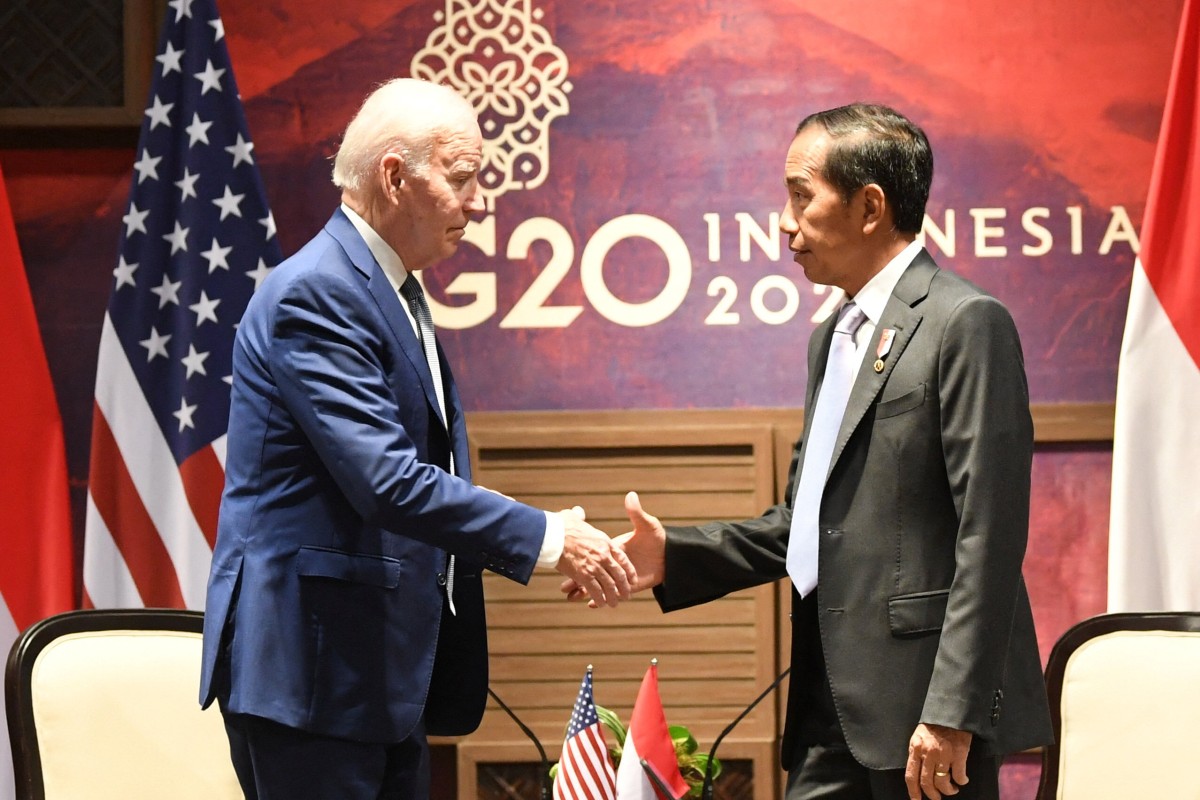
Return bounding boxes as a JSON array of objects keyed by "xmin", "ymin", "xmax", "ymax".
[{"xmin": 568, "ymin": 104, "xmax": 1052, "ymax": 800}]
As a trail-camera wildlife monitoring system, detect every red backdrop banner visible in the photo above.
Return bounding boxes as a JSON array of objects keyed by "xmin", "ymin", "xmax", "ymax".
[
  {"xmin": 208, "ymin": 0, "xmax": 1177, "ymax": 412},
  {"xmin": 0, "ymin": 0, "xmax": 1184, "ymax": 723}
]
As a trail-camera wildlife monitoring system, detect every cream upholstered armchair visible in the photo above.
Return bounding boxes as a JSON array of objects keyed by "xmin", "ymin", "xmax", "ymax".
[
  {"xmin": 1036, "ymin": 611, "xmax": 1200, "ymax": 800},
  {"xmin": 5, "ymin": 609, "xmax": 241, "ymax": 800}
]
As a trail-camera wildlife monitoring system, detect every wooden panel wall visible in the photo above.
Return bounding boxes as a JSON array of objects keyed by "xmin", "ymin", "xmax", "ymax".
[{"xmin": 459, "ymin": 412, "xmax": 784, "ymax": 800}]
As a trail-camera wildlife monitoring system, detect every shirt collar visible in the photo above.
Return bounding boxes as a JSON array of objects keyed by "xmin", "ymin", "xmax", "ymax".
[
  {"xmin": 340, "ymin": 202, "xmax": 409, "ymax": 293},
  {"xmin": 847, "ymin": 239, "xmax": 922, "ymax": 326}
]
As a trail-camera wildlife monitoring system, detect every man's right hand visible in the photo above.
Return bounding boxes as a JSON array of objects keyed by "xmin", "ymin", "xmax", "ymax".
[
  {"xmin": 562, "ymin": 491, "xmax": 666, "ymax": 606},
  {"xmin": 554, "ymin": 507, "xmax": 637, "ymax": 608}
]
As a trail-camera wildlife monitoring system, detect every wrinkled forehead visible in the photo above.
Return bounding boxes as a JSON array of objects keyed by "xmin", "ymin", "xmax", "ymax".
[
  {"xmin": 784, "ymin": 127, "xmax": 832, "ymax": 183},
  {"xmin": 384, "ymin": 82, "xmax": 479, "ymax": 143},
  {"xmin": 430, "ymin": 119, "xmax": 483, "ymax": 163}
]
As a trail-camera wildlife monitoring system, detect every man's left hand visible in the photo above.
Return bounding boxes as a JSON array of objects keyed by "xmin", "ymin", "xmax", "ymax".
[{"xmin": 904, "ymin": 723, "xmax": 972, "ymax": 800}]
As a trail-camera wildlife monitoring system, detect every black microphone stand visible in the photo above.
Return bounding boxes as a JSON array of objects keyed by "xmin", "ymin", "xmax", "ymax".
[
  {"xmin": 701, "ymin": 667, "xmax": 791, "ymax": 800},
  {"xmin": 488, "ymin": 687, "xmax": 552, "ymax": 800}
]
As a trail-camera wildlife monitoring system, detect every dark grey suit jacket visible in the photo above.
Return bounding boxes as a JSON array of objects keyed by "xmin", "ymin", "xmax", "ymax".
[{"xmin": 654, "ymin": 249, "xmax": 1053, "ymax": 770}]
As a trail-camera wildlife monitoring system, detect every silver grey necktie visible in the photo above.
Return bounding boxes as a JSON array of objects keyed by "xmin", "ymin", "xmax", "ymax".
[{"xmin": 786, "ymin": 302, "xmax": 867, "ymax": 597}]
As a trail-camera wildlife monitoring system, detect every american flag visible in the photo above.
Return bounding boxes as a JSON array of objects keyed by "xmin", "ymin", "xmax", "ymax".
[
  {"xmin": 554, "ymin": 668, "xmax": 618, "ymax": 800},
  {"xmin": 83, "ymin": 0, "xmax": 280, "ymax": 609}
]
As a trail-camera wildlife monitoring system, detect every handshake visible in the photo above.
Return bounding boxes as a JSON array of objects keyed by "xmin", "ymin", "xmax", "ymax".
[{"xmin": 552, "ymin": 491, "xmax": 664, "ymax": 609}]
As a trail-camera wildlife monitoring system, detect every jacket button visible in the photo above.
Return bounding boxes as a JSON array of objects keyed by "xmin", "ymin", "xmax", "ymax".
[{"xmin": 436, "ymin": 573, "xmax": 447, "ymax": 586}]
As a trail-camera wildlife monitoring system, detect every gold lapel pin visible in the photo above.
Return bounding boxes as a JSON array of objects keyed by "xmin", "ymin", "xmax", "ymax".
[{"xmin": 874, "ymin": 328, "xmax": 896, "ymax": 374}]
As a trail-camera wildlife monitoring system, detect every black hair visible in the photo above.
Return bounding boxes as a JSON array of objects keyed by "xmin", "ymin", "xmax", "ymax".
[{"xmin": 795, "ymin": 104, "xmax": 933, "ymax": 233}]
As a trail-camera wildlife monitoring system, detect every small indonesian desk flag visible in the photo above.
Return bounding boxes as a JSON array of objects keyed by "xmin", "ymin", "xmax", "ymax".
[{"xmin": 616, "ymin": 662, "xmax": 689, "ymax": 800}]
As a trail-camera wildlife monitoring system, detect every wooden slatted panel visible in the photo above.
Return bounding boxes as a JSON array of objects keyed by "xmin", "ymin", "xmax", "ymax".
[{"xmin": 466, "ymin": 418, "xmax": 781, "ymax": 764}]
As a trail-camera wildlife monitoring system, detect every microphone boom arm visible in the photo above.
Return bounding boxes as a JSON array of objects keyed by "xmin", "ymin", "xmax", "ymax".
[
  {"xmin": 701, "ymin": 667, "xmax": 791, "ymax": 800},
  {"xmin": 488, "ymin": 687, "xmax": 552, "ymax": 800}
]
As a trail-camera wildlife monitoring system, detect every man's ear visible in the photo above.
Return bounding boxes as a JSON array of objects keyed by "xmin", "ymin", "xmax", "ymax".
[
  {"xmin": 380, "ymin": 153, "xmax": 405, "ymax": 201},
  {"xmin": 860, "ymin": 183, "xmax": 888, "ymax": 235}
]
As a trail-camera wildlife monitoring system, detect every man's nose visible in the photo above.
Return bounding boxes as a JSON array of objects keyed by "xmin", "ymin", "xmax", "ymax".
[
  {"xmin": 465, "ymin": 182, "xmax": 486, "ymax": 215},
  {"xmin": 779, "ymin": 203, "xmax": 798, "ymax": 235}
]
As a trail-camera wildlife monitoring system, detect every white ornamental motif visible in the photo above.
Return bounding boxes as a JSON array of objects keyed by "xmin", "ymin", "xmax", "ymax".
[{"xmin": 412, "ymin": 0, "xmax": 571, "ymax": 211}]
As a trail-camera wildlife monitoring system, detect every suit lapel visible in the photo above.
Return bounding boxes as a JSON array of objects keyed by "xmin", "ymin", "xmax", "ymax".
[
  {"xmin": 826, "ymin": 251, "xmax": 938, "ymax": 476},
  {"xmin": 324, "ymin": 210, "xmax": 451, "ymax": 437}
]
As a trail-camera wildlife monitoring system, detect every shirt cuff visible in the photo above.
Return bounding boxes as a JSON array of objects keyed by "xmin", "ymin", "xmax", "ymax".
[{"xmin": 537, "ymin": 511, "xmax": 565, "ymax": 567}]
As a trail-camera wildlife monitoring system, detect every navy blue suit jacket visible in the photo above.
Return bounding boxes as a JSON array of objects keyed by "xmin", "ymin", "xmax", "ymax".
[{"xmin": 200, "ymin": 209, "xmax": 546, "ymax": 742}]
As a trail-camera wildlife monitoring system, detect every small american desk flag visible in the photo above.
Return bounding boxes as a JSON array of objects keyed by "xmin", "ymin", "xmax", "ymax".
[
  {"xmin": 554, "ymin": 667, "xmax": 617, "ymax": 800},
  {"xmin": 83, "ymin": 0, "xmax": 281, "ymax": 609}
]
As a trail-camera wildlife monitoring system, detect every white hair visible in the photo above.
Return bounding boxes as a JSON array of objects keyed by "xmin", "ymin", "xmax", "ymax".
[{"xmin": 331, "ymin": 78, "xmax": 477, "ymax": 193}]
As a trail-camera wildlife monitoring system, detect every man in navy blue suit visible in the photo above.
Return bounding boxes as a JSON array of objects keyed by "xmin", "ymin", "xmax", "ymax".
[{"xmin": 200, "ymin": 78, "xmax": 635, "ymax": 800}]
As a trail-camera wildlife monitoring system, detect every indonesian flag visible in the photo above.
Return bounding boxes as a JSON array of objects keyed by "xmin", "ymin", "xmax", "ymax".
[
  {"xmin": 616, "ymin": 664, "xmax": 689, "ymax": 800},
  {"xmin": 0, "ymin": 164, "xmax": 76, "ymax": 800},
  {"xmin": 1108, "ymin": 0, "xmax": 1200, "ymax": 611}
]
